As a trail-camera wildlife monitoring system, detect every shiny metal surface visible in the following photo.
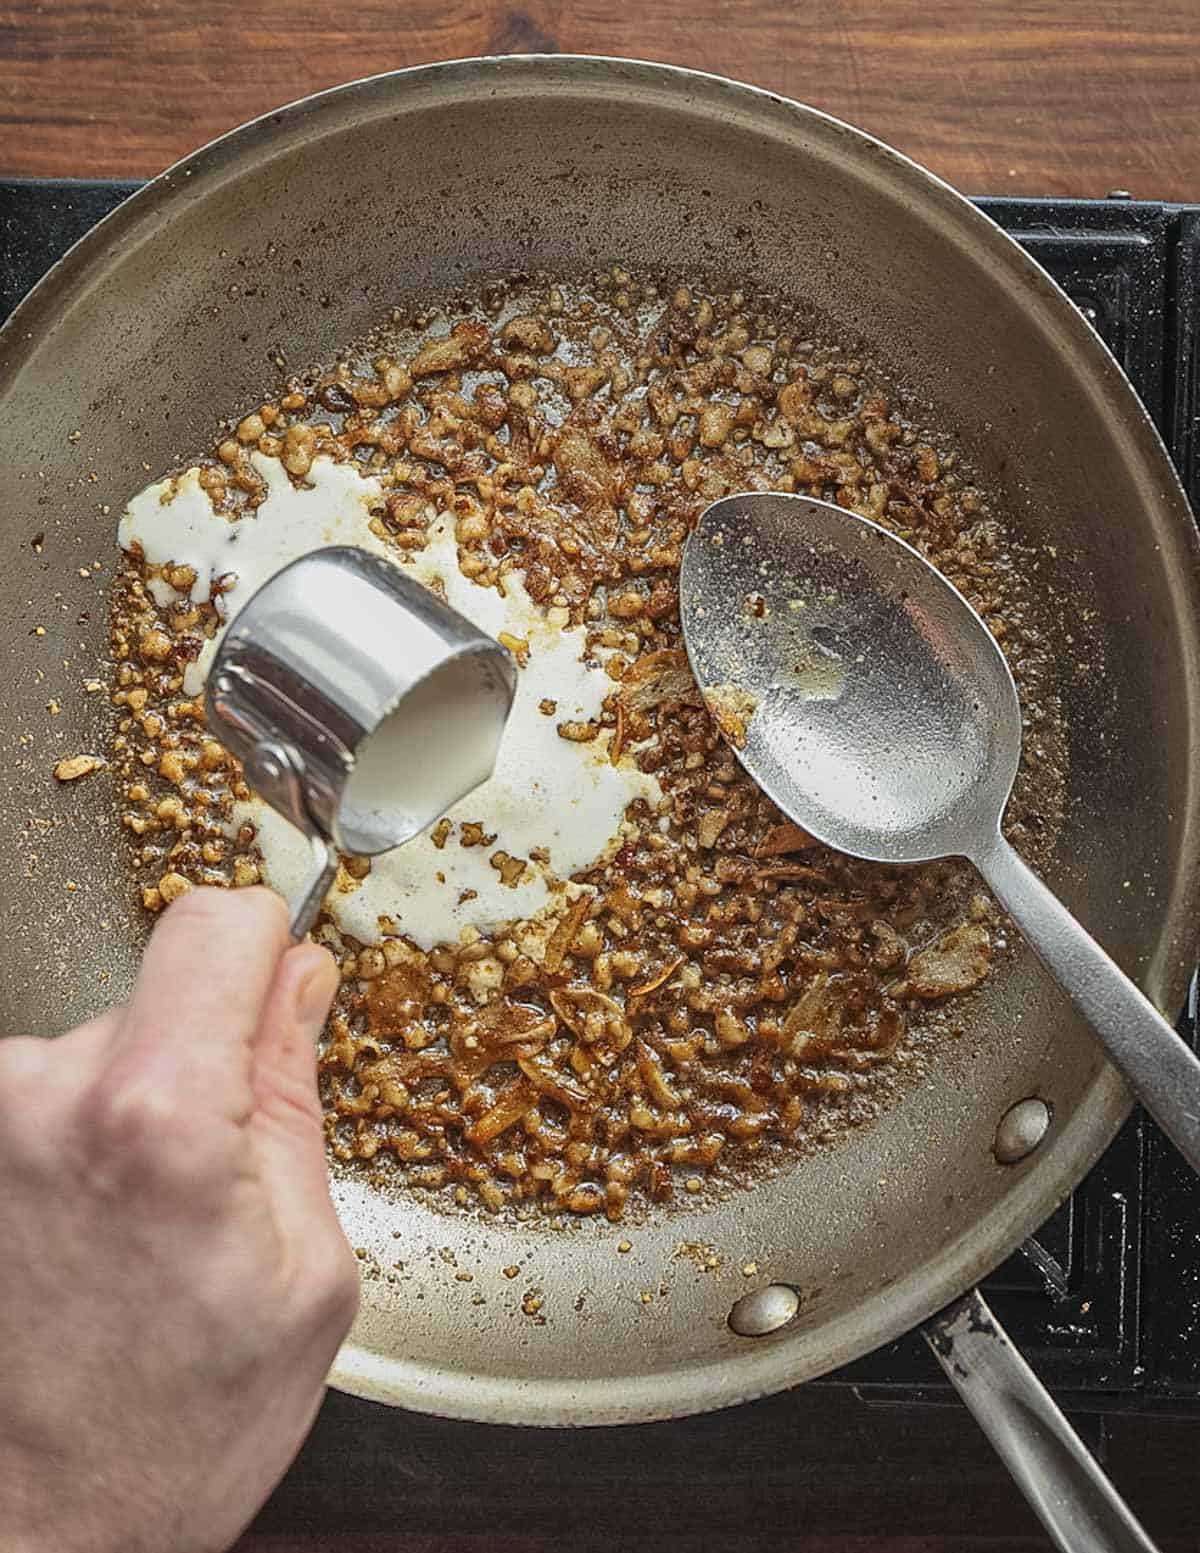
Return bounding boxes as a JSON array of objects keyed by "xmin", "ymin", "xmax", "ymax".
[
  {"xmin": 680, "ymin": 492, "xmax": 1021, "ymax": 866},
  {"xmin": 206, "ymin": 545, "xmax": 516, "ymax": 936},
  {"xmin": 993, "ymin": 1099, "xmax": 1052, "ymax": 1165},
  {"xmin": 681, "ymin": 493, "xmax": 1200, "ymax": 1174},
  {"xmin": 2, "ymin": 57, "xmax": 1200, "ymax": 1427},
  {"xmin": 728, "ymin": 1285, "xmax": 802, "ymax": 1338},
  {"xmin": 976, "ymin": 835, "xmax": 1200, "ymax": 1172},
  {"xmin": 241, "ymin": 738, "xmax": 341, "ymax": 938},
  {"xmin": 925, "ymin": 1291, "xmax": 1160, "ymax": 1553}
]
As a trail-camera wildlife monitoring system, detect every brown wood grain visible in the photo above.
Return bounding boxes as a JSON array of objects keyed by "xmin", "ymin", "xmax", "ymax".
[
  {"xmin": 226, "ymin": 1386, "xmax": 1200, "ymax": 1553},
  {"xmin": 0, "ymin": 0, "xmax": 1199, "ymax": 197}
]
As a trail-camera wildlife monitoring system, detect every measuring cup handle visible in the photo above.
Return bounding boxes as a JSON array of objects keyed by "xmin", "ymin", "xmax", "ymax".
[
  {"xmin": 288, "ymin": 834, "xmax": 340, "ymax": 941},
  {"xmin": 973, "ymin": 831, "xmax": 1200, "ymax": 1174}
]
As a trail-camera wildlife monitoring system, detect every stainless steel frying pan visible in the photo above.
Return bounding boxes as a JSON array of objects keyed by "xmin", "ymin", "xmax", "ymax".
[{"xmin": 3, "ymin": 58, "xmax": 1199, "ymax": 1434}]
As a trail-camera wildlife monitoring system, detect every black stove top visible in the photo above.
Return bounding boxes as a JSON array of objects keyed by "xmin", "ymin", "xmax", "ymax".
[{"xmin": 4, "ymin": 180, "xmax": 1199, "ymax": 1415}]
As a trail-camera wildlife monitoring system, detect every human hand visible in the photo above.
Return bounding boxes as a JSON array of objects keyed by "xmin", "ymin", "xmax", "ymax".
[{"xmin": 0, "ymin": 887, "xmax": 359, "ymax": 1553}]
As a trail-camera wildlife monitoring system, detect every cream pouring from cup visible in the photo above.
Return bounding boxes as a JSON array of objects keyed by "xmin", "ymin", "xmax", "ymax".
[{"xmin": 205, "ymin": 545, "xmax": 517, "ymax": 937}]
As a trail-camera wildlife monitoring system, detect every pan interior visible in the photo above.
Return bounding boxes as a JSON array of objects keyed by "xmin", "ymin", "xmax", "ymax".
[{"xmin": 2, "ymin": 59, "xmax": 1197, "ymax": 1425}]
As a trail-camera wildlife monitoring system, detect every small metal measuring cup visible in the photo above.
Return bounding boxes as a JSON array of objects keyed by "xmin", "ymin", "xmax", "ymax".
[{"xmin": 205, "ymin": 546, "xmax": 517, "ymax": 938}]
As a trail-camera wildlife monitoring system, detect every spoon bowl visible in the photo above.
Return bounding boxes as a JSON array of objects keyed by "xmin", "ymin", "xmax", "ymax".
[
  {"xmin": 681, "ymin": 490, "xmax": 1200, "ymax": 1175},
  {"xmin": 680, "ymin": 493, "xmax": 1021, "ymax": 863}
]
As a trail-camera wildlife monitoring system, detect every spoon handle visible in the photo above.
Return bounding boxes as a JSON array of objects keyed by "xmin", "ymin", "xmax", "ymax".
[{"xmin": 974, "ymin": 833, "xmax": 1200, "ymax": 1173}]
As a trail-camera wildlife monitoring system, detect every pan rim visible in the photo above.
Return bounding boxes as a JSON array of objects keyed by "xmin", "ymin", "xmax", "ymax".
[{"xmin": 6, "ymin": 54, "xmax": 1199, "ymax": 1426}]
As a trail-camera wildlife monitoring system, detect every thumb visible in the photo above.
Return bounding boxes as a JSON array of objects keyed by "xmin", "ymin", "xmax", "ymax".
[{"xmin": 251, "ymin": 941, "xmax": 341, "ymax": 1234}]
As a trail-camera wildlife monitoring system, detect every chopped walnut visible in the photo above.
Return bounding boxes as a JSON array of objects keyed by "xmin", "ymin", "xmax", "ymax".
[
  {"xmin": 619, "ymin": 649, "xmax": 696, "ymax": 716},
  {"xmin": 703, "ymin": 683, "xmax": 758, "ymax": 748},
  {"xmin": 54, "ymin": 753, "xmax": 105, "ymax": 782},
  {"xmin": 490, "ymin": 850, "xmax": 528, "ymax": 888},
  {"xmin": 557, "ymin": 719, "xmax": 599, "ymax": 743},
  {"xmin": 901, "ymin": 922, "xmax": 992, "ymax": 999},
  {"xmin": 755, "ymin": 822, "xmax": 818, "ymax": 856},
  {"xmin": 696, "ymin": 809, "xmax": 730, "ymax": 849},
  {"xmin": 500, "ymin": 315, "xmax": 557, "ymax": 355},
  {"xmin": 498, "ymin": 631, "xmax": 530, "ymax": 668},
  {"xmin": 157, "ymin": 871, "xmax": 192, "ymax": 904},
  {"xmin": 410, "ymin": 321, "xmax": 488, "ymax": 376}
]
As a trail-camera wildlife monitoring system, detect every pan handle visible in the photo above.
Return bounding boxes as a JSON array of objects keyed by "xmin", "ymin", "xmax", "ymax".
[{"xmin": 924, "ymin": 1290, "xmax": 1159, "ymax": 1553}]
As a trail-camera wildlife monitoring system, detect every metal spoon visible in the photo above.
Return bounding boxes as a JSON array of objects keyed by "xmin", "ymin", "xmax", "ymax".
[
  {"xmin": 206, "ymin": 545, "xmax": 516, "ymax": 938},
  {"xmin": 681, "ymin": 491, "xmax": 1173, "ymax": 1553},
  {"xmin": 680, "ymin": 491, "xmax": 1200, "ymax": 1173}
]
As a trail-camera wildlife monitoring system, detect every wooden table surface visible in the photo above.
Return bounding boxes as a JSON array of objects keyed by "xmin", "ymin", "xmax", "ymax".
[
  {"xmin": 236, "ymin": 1385, "xmax": 1200, "ymax": 1553},
  {"xmin": 1, "ymin": 0, "xmax": 1198, "ymax": 199},
  {"xmin": 4, "ymin": 2, "xmax": 1200, "ymax": 1549}
]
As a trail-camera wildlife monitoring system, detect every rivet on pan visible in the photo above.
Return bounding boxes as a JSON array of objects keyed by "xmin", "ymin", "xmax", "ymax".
[
  {"xmin": 993, "ymin": 1097, "xmax": 1051, "ymax": 1165},
  {"xmin": 728, "ymin": 1283, "xmax": 800, "ymax": 1337}
]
